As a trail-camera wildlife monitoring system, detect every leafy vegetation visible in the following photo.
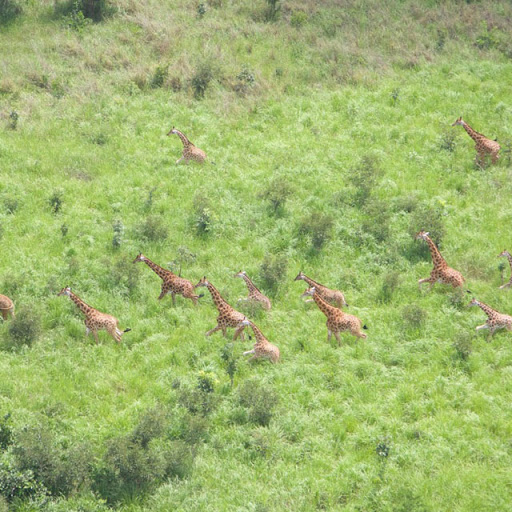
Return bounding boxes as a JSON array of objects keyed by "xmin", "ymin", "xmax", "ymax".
[{"xmin": 1, "ymin": 0, "xmax": 512, "ymax": 510}]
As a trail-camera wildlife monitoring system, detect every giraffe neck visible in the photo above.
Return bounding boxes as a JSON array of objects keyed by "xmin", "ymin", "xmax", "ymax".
[
  {"xmin": 250, "ymin": 322, "xmax": 267, "ymax": 343},
  {"xmin": 302, "ymin": 275, "xmax": 322, "ymax": 289},
  {"xmin": 174, "ymin": 129, "xmax": 192, "ymax": 148},
  {"xmin": 475, "ymin": 301, "xmax": 498, "ymax": 319},
  {"xmin": 68, "ymin": 291, "xmax": 94, "ymax": 317},
  {"xmin": 462, "ymin": 121, "xmax": 483, "ymax": 143},
  {"xmin": 206, "ymin": 282, "xmax": 230, "ymax": 311},
  {"xmin": 242, "ymin": 274, "xmax": 260, "ymax": 294},
  {"xmin": 505, "ymin": 252, "xmax": 512, "ymax": 268},
  {"xmin": 313, "ymin": 292, "xmax": 339, "ymax": 318},
  {"xmin": 143, "ymin": 258, "xmax": 175, "ymax": 281},
  {"xmin": 424, "ymin": 236, "xmax": 447, "ymax": 268}
]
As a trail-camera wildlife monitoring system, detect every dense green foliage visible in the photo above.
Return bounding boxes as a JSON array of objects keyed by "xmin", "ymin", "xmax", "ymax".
[{"xmin": 1, "ymin": 0, "xmax": 512, "ymax": 510}]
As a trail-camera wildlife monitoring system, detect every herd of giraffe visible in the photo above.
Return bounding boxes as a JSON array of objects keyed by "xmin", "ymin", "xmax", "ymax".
[{"xmin": 0, "ymin": 117, "xmax": 507, "ymax": 358}]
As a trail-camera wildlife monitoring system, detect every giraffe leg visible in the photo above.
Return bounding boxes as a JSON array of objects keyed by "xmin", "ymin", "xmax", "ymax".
[
  {"xmin": 491, "ymin": 151, "xmax": 499, "ymax": 164},
  {"xmin": 334, "ymin": 331, "xmax": 341, "ymax": 346},
  {"xmin": 327, "ymin": 329, "xmax": 332, "ymax": 342},
  {"xmin": 171, "ymin": 292, "xmax": 176, "ymax": 306},
  {"xmin": 243, "ymin": 349, "xmax": 255, "ymax": 356},
  {"xmin": 176, "ymin": 156, "xmax": 185, "ymax": 164},
  {"xmin": 205, "ymin": 325, "xmax": 222, "ymax": 337},
  {"xmin": 92, "ymin": 330, "xmax": 99, "ymax": 344},
  {"xmin": 499, "ymin": 281, "xmax": 512, "ymax": 289},
  {"xmin": 233, "ymin": 327, "xmax": 245, "ymax": 341},
  {"xmin": 476, "ymin": 323, "xmax": 489, "ymax": 332},
  {"xmin": 10, "ymin": 307, "xmax": 14, "ymax": 319},
  {"xmin": 418, "ymin": 277, "xmax": 432, "ymax": 289},
  {"xmin": 157, "ymin": 288, "xmax": 167, "ymax": 300},
  {"xmin": 1, "ymin": 310, "xmax": 7, "ymax": 321}
]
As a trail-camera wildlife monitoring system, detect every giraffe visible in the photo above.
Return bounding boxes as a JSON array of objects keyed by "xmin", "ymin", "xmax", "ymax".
[
  {"xmin": 233, "ymin": 271, "xmax": 271, "ymax": 310},
  {"xmin": 133, "ymin": 253, "xmax": 202, "ymax": 305},
  {"xmin": 294, "ymin": 271, "xmax": 348, "ymax": 308},
  {"xmin": 167, "ymin": 127, "xmax": 207, "ymax": 164},
  {"xmin": 498, "ymin": 250, "xmax": 512, "ymax": 289},
  {"xmin": 194, "ymin": 277, "xmax": 247, "ymax": 340},
  {"xmin": 468, "ymin": 297, "xmax": 512, "ymax": 341},
  {"xmin": 415, "ymin": 231, "xmax": 465, "ymax": 289},
  {"xmin": 238, "ymin": 318, "xmax": 280, "ymax": 363},
  {"xmin": 452, "ymin": 117, "xmax": 500, "ymax": 167},
  {"xmin": 302, "ymin": 287, "xmax": 367, "ymax": 345},
  {"xmin": 57, "ymin": 287, "xmax": 130, "ymax": 344},
  {"xmin": 0, "ymin": 294, "xmax": 15, "ymax": 321}
]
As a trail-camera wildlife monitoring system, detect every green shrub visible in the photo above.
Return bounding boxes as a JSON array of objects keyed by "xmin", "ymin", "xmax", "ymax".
[
  {"xmin": 0, "ymin": 462, "xmax": 46, "ymax": 502},
  {"xmin": 0, "ymin": 0, "xmax": 22, "ymax": 24},
  {"xmin": 290, "ymin": 10, "xmax": 307, "ymax": 28},
  {"xmin": 178, "ymin": 386, "xmax": 219, "ymax": 416},
  {"xmin": 298, "ymin": 212, "xmax": 334, "ymax": 250},
  {"xmin": 221, "ymin": 343, "xmax": 238, "ymax": 387},
  {"xmin": 453, "ymin": 332, "xmax": 472, "ymax": 361},
  {"xmin": 49, "ymin": 190, "xmax": 63, "ymax": 214},
  {"xmin": 197, "ymin": 2, "xmax": 206, "ymax": 17},
  {"xmin": 112, "ymin": 220, "xmax": 123, "ymax": 249},
  {"xmin": 4, "ymin": 197, "xmax": 18, "ymax": 214},
  {"xmin": 65, "ymin": 0, "xmax": 91, "ymax": 32},
  {"xmin": 108, "ymin": 258, "xmax": 139, "ymax": 296},
  {"xmin": 401, "ymin": 304, "xmax": 427, "ymax": 329},
  {"xmin": 136, "ymin": 215, "xmax": 168, "ymax": 242},
  {"xmin": 439, "ymin": 130, "xmax": 457, "ymax": 152},
  {"xmin": 361, "ymin": 200, "xmax": 391, "ymax": 243},
  {"xmin": 377, "ymin": 271, "xmax": 400, "ymax": 303},
  {"xmin": 150, "ymin": 64, "xmax": 168, "ymax": 89},
  {"xmin": 348, "ymin": 155, "xmax": 383, "ymax": 205},
  {"xmin": 193, "ymin": 192, "xmax": 216, "ymax": 235},
  {"xmin": 6, "ymin": 309, "xmax": 41, "ymax": 350},
  {"xmin": 408, "ymin": 202, "xmax": 446, "ymax": 246},
  {"xmin": 259, "ymin": 177, "xmax": 292, "ymax": 215},
  {"xmin": 8, "ymin": 110, "xmax": 18, "ymax": 130},
  {"xmin": 130, "ymin": 407, "xmax": 168, "ymax": 449},
  {"xmin": 0, "ymin": 414, "xmax": 12, "ymax": 450},
  {"xmin": 263, "ymin": 0, "xmax": 280, "ymax": 22},
  {"xmin": 238, "ymin": 380, "xmax": 278, "ymax": 427},
  {"xmin": 13, "ymin": 425, "xmax": 91, "ymax": 496},
  {"xmin": 259, "ymin": 253, "xmax": 287, "ymax": 293},
  {"xmin": 191, "ymin": 63, "xmax": 213, "ymax": 99}
]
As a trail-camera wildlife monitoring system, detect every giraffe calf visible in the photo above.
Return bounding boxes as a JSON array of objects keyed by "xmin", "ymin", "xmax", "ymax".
[{"xmin": 239, "ymin": 318, "xmax": 280, "ymax": 363}]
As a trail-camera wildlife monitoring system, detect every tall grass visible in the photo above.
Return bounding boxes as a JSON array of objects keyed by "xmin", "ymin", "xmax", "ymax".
[{"xmin": 0, "ymin": 0, "xmax": 512, "ymax": 510}]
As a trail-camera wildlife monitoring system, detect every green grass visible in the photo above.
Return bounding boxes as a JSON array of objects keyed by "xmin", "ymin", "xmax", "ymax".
[{"xmin": 1, "ymin": 0, "xmax": 512, "ymax": 510}]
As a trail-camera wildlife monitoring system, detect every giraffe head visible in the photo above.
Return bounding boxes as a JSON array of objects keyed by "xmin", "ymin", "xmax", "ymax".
[
  {"xmin": 57, "ymin": 286, "xmax": 72, "ymax": 297},
  {"xmin": 468, "ymin": 297, "xmax": 480, "ymax": 307},
  {"xmin": 294, "ymin": 271, "xmax": 306, "ymax": 281},
  {"xmin": 234, "ymin": 270, "xmax": 247, "ymax": 279},
  {"xmin": 237, "ymin": 316, "xmax": 251, "ymax": 328},
  {"xmin": 301, "ymin": 286, "xmax": 316, "ymax": 298},
  {"xmin": 195, "ymin": 276, "xmax": 209, "ymax": 288},
  {"xmin": 414, "ymin": 230, "xmax": 430, "ymax": 241},
  {"xmin": 167, "ymin": 126, "xmax": 178, "ymax": 136},
  {"xmin": 451, "ymin": 117, "xmax": 464, "ymax": 126},
  {"xmin": 498, "ymin": 250, "xmax": 510, "ymax": 258},
  {"xmin": 132, "ymin": 252, "xmax": 146, "ymax": 264}
]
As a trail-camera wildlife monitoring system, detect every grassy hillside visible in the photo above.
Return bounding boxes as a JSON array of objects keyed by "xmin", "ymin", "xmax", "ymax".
[{"xmin": 1, "ymin": 0, "xmax": 512, "ymax": 510}]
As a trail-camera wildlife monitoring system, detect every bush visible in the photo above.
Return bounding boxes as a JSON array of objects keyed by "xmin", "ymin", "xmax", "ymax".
[
  {"xmin": 112, "ymin": 220, "xmax": 123, "ymax": 249},
  {"xmin": 13, "ymin": 425, "xmax": 91, "ymax": 496},
  {"xmin": 221, "ymin": 343, "xmax": 237, "ymax": 387},
  {"xmin": 401, "ymin": 304, "xmax": 427, "ymax": 329},
  {"xmin": 348, "ymin": 155, "xmax": 383, "ymax": 205},
  {"xmin": 263, "ymin": 0, "xmax": 280, "ymax": 22},
  {"xmin": 191, "ymin": 63, "xmax": 213, "ymax": 99},
  {"xmin": 0, "ymin": 0, "xmax": 22, "ymax": 24},
  {"xmin": 192, "ymin": 192, "xmax": 216, "ymax": 235},
  {"xmin": 4, "ymin": 197, "xmax": 18, "ymax": 214},
  {"xmin": 49, "ymin": 190, "xmax": 63, "ymax": 214},
  {"xmin": 8, "ymin": 110, "xmax": 18, "ymax": 130},
  {"xmin": 377, "ymin": 271, "xmax": 400, "ymax": 304},
  {"xmin": 0, "ymin": 414, "xmax": 12, "ymax": 450},
  {"xmin": 408, "ymin": 202, "xmax": 446, "ymax": 247},
  {"xmin": 108, "ymin": 258, "xmax": 139, "ymax": 296},
  {"xmin": 259, "ymin": 253, "xmax": 287, "ymax": 293},
  {"xmin": 298, "ymin": 212, "xmax": 334, "ymax": 250},
  {"xmin": 136, "ymin": 215, "xmax": 168, "ymax": 242},
  {"xmin": 361, "ymin": 200, "xmax": 391, "ymax": 243},
  {"xmin": 178, "ymin": 386, "xmax": 219, "ymax": 416},
  {"xmin": 0, "ymin": 462, "xmax": 46, "ymax": 502},
  {"xmin": 453, "ymin": 332, "xmax": 472, "ymax": 361},
  {"xmin": 238, "ymin": 380, "xmax": 278, "ymax": 427},
  {"xmin": 439, "ymin": 130, "xmax": 457, "ymax": 152},
  {"xmin": 6, "ymin": 309, "xmax": 41, "ymax": 350},
  {"xmin": 259, "ymin": 177, "xmax": 292, "ymax": 215},
  {"xmin": 150, "ymin": 64, "xmax": 168, "ymax": 89},
  {"xmin": 290, "ymin": 10, "xmax": 307, "ymax": 28},
  {"xmin": 129, "ymin": 407, "xmax": 168, "ymax": 449}
]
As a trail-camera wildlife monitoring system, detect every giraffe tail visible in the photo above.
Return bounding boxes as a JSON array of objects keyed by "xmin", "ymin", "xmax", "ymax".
[
  {"xmin": 123, "ymin": 328, "xmax": 132, "ymax": 333},
  {"xmin": 198, "ymin": 294, "xmax": 204, "ymax": 299},
  {"xmin": 363, "ymin": 325, "xmax": 368, "ymax": 330}
]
